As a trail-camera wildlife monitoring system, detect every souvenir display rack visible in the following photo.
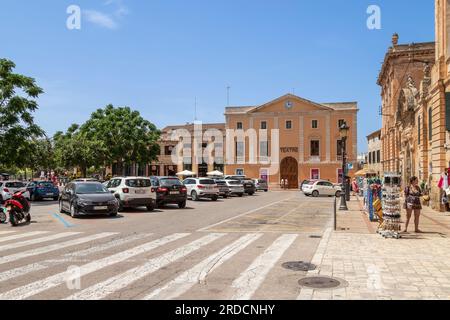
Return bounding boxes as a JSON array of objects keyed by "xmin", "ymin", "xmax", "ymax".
[{"xmin": 378, "ymin": 173, "xmax": 402, "ymax": 239}]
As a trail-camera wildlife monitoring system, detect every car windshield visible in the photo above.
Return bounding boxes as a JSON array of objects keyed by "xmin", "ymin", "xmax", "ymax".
[
  {"xmin": 5, "ymin": 182, "xmax": 25, "ymax": 188},
  {"xmin": 37, "ymin": 182, "xmax": 54, "ymax": 188},
  {"xmin": 199, "ymin": 179, "xmax": 215, "ymax": 185},
  {"xmin": 125, "ymin": 179, "xmax": 152, "ymax": 188},
  {"xmin": 228, "ymin": 180, "xmax": 241, "ymax": 185},
  {"xmin": 160, "ymin": 178, "xmax": 182, "ymax": 186},
  {"xmin": 308, "ymin": 181, "xmax": 316, "ymax": 185},
  {"xmin": 76, "ymin": 183, "xmax": 108, "ymax": 194},
  {"xmin": 215, "ymin": 181, "xmax": 226, "ymax": 185}
]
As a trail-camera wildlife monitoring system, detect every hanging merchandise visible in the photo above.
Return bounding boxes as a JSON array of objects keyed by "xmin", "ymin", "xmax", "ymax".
[
  {"xmin": 379, "ymin": 173, "xmax": 402, "ymax": 239},
  {"xmin": 365, "ymin": 177, "xmax": 382, "ymax": 221}
]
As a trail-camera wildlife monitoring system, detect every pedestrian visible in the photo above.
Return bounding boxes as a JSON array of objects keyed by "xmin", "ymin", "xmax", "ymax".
[
  {"xmin": 280, "ymin": 178, "xmax": 285, "ymax": 189},
  {"xmin": 403, "ymin": 176, "xmax": 423, "ymax": 233},
  {"xmin": 352, "ymin": 178, "xmax": 359, "ymax": 196}
]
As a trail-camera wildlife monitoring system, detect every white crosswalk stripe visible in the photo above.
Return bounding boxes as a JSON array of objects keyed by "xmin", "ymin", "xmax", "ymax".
[
  {"xmin": 143, "ymin": 233, "xmax": 263, "ymax": 300},
  {"xmin": 0, "ymin": 231, "xmax": 50, "ymax": 243},
  {"xmin": 230, "ymin": 234, "xmax": 298, "ymax": 300},
  {"xmin": 0, "ymin": 230, "xmax": 306, "ymax": 300},
  {"xmin": 65, "ymin": 233, "xmax": 226, "ymax": 300},
  {"xmin": 0, "ymin": 233, "xmax": 190, "ymax": 300},
  {"xmin": 0, "ymin": 232, "xmax": 81, "ymax": 253},
  {"xmin": 0, "ymin": 232, "xmax": 127, "ymax": 282},
  {"xmin": 0, "ymin": 231, "xmax": 18, "ymax": 236}
]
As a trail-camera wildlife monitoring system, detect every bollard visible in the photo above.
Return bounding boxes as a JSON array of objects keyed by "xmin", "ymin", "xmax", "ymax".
[{"xmin": 334, "ymin": 196, "xmax": 337, "ymax": 231}]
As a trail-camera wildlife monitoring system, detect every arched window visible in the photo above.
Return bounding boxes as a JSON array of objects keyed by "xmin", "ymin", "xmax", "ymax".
[{"xmin": 429, "ymin": 107, "xmax": 433, "ymax": 142}]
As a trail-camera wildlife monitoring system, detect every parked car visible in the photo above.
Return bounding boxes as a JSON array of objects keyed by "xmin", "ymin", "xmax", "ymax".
[
  {"xmin": 59, "ymin": 182, "xmax": 119, "ymax": 218},
  {"xmin": 0, "ymin": 181, "xmax": 30, "ymax": 203},
  {"xmin": 253, "ymin": 179, "xmax": 269, "ymax": 192},
  {"xmin": 73, "ymin": 178, "xmax": 99, "ymax": 182},
  {"xmin": 224, "ymin": 176, "xmax": 256, "ymax": 195},
  {"xmin": 214, "ymin": 180, "xmax": 231, "ymax": 198},
  {"xmin": 150, "ymin": 176, "xmax": 188, "ymax": 208},
  {"xmin": 300, "ymin": 179, "xmax": 311, "ymax": 191},
  {"xmin": 302, "ymin": 180, "xmax": 342, "ymax": 198},
  {"xmin": 26, "ymin": 181, "xmax": 58, "ymax": 201},
  {"xmin": 224, "ymin": 180, "xmax": 245, "ymax": 197},
  {"xmin": 183, "ymin": 178, "xmax": 219, "ymax": 201},
  {"xmin": 105, "ymin": 177, "xmax": 156, "ymax": 212}
]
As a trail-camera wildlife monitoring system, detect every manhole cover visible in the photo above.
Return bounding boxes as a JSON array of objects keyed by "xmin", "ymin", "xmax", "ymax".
[
  {"xmin": 282, "ymin": 261, "xmax": 316, "ymax": 272},
  {"xmin": 298, "ymin": 276, "xmax": 342, "ymax": 289}
]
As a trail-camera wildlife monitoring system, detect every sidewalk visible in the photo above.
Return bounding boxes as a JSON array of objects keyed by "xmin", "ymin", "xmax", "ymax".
[{"xmin": 298, "ymin": 196, "xmax": 450, "ymax": 300}]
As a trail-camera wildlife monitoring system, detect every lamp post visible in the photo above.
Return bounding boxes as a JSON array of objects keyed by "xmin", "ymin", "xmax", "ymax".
[{"xmin": 339, "ymin": 121, "xmax": 350, "ymax": 211}]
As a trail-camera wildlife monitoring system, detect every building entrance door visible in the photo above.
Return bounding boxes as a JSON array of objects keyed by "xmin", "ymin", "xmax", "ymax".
[{"xmin": 280, "ymin": 157, "xmax": 299, "ymax": 189}]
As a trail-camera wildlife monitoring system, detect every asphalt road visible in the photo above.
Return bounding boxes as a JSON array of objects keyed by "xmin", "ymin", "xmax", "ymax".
[{"xmin": 0, "ymin": 191, "xmax": 335, "ymax": 300}]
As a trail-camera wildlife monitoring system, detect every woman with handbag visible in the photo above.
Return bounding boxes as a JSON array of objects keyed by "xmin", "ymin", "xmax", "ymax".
[{"xmin": 404, "ymin": 176, "xmax": 423, "ymax": 233}]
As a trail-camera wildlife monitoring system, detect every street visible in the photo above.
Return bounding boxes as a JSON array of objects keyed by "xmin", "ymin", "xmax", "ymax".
[{"xmin": 0, "ymin": 191, "xmax": 335, "ymax": 300}]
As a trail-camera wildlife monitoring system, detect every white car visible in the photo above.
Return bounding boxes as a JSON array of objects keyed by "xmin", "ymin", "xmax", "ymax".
[
  {"xmin": 302, "ymin": 180, "xmax": 342, "ymax": 198},
  {"xmin": 0, "ymin": 181, "xmax": 30, "ymax": 202},
  {"xmin": 225, "ymin": 180, "xmax": 245, "ymax": 197},
  {"xmin": 183, "ymin": 178, "xmax": 220, "ymax": 201},
  {"xmin": 104, "ymin": 177, "xmax": 156, "ymax": 211}
]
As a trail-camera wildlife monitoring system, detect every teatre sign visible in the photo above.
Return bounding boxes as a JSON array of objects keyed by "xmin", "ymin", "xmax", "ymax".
[{"xmin": 280, "ymin": 147, "xmax": 298, "ymax": 153}]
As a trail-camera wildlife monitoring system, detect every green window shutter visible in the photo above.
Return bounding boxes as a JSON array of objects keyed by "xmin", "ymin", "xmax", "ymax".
[{"xmin": 446, "ymin": 92, "xmax": 450, "ymax": 131}]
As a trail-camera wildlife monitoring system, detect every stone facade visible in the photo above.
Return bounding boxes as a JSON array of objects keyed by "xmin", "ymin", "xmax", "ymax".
[
  {"xmin": 379, "ymin": 0, "xmax": 450, "ymax": 211},
  {"xmin": 367, "ymin": 129, "xmax": 382, "ymax": 176}
]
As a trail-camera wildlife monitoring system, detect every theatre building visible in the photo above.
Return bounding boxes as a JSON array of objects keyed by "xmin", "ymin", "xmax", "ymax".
[{"xmin": 225, "ymin": 94, "xmax": 358, "ymax": 189}]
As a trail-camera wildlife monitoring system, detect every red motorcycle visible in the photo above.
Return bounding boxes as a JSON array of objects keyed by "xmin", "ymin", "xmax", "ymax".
[{"xmin": 5, "ymin": 190, "xmax": 31, "ymax": 226}]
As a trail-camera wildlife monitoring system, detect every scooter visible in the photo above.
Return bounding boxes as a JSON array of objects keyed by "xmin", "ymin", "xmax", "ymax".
[
  {"xmin": 4, "ymin": 190, "xmax": 31, "ymax": 227},
  {"xmin": 0, "ymin": 206, "xmax": 7, "ymax": 224}
]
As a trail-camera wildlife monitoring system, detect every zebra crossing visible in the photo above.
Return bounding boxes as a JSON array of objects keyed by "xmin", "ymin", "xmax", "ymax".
[{"xmin": 0, "ymin": 229, "xmax": 318, "ymax": 300}]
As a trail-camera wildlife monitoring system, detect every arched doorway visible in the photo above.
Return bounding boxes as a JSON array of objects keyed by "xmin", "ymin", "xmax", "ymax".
[{"xmin": 280, "ymin": 157, "xmax": 299, "ymax": 189}]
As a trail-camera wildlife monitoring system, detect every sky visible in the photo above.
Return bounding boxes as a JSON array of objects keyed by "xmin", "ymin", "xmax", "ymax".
[{"xmin": 0, "ymin": 0, "xmax": 435, "ymax": 153}]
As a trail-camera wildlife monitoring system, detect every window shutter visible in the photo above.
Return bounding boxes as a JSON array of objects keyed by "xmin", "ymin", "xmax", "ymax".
[{"xmin": 446, "ymin": 93, "xmax": 450, "ymax": 131}]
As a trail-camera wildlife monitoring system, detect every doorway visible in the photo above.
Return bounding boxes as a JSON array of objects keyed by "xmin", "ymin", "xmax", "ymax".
[{"xmin": 280, "ymin": 157, "xmax": 299, "ymax": 189}]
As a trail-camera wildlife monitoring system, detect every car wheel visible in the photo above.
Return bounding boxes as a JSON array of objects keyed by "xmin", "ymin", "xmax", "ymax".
[
  {"xmin": 335, "ymin": 191, "xmax": 342, "ymax": 198},
  {"xmin": 212, "ymin": 195, "xmax": 218, "ymax": 201},
  {"xmin": 117, "ymin": 200, "xmax": 124, "ymax": 212},
  {"xmin": 312, "ymin": 190, "xmax": 319, "ymax": 198},
  {"xmin": 191, "ymin": 191, "xmax": 199, "ymax": 201},
  {"xmin": 223, "ymin": 195, "xmax": 228, "ymax": 199},
  {"xmin": 264, "ymin": 190, "xmax": 268, "ymax": 192},
  {"xmin": 9, "ymin": 213, "xmax": 18, "ymax": 227},
  {"xmin": 109, "ymin": 211, "xmax": 118, "ymax": 217},
  {"xmin": 59, "ymin": 201, "xmax": 66, "ymax": 214},
  {"xmin": 53, "ymin": 197, "xmax": 58, "ymax": 201},
  {"xmin": 238, "ymin": 193, "xmax": 243, "ymax": 197},
  {"xmin": 70, "ymin": 203, "xmax": 79, "ymax": 218},
  {"xmin": 178, "ymin": 201, "xmax": 187, "ymax": 209},
  {"xmin": 146, "ymin": 204, "xmax": 155, "ymax": 212},
  {"xmin": 248, "ymin": 192, "xmax": 255, "ymax": 196}
]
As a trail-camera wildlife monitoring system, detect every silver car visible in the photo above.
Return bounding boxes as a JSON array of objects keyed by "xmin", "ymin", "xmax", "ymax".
[
  {"xmin": 253, "ymin": 179, "xmax": 269, "ymax": 192},
  {"xmin": 225, "ymin": 180, "xmax": 245, "ymax": 197},
  {"xmin": 0, "ymin": 181, "xmax": 30, "ymax": 202}
]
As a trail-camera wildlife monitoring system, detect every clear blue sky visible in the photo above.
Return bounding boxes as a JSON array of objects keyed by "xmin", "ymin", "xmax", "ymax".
[{"xmin": 0, "ymin": 0, "xmax": 435, "ymax": 152}]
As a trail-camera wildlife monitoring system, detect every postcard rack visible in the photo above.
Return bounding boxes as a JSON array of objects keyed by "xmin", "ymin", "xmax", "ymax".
[{"xmin": 378, "ymin": 173, "xmax": 402, "ymax": 239}]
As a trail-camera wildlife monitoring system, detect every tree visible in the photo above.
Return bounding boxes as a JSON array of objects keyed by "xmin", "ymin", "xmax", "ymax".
[
  {"xmin": 53, "ymin": 124, "xmax": 104, "ymax": 177},
  {"xmin": 0, "ymin": 59, "xmax": 44, "ymax": 167},
  {"xmin": 80, "ymin": 105, "xmax": 160, "ymax": 175},
  {"xmin": 21, "ymin": 137, "xmax": 56, "ymax": 179}
]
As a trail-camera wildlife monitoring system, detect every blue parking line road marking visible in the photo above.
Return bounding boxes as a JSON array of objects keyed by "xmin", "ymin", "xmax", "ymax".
[{"xmin": 52, "ymin": 213, "xmax": 75, "ymax": 228}]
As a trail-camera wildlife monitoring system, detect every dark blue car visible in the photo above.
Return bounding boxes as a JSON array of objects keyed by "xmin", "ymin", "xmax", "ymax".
[{"xmin": 26, "ymin": 181, "xmax": 60, "ymax": 201}]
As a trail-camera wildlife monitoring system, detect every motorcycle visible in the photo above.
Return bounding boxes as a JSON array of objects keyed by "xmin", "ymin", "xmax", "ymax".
[
  {"xmin": 4, "ymin": 190, "xmax": 31, "ymax": 227},
  {"xmin": 0, "ymin": 206, "xmax": 6, "ymax": 224}
]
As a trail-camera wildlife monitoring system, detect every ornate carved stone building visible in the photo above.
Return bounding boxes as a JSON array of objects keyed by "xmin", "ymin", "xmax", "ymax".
[{"xmin": 379, "ymin": 0, "xmax": 450, "ymax": 210}]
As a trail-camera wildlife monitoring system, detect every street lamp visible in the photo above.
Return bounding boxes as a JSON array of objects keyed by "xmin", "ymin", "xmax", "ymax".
[{"xmin": 339, "ymin": 121, "xmax": 350, "ymax": 211}]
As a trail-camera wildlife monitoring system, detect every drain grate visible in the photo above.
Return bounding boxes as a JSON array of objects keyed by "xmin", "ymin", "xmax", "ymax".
[
  {"xmin": 282, "ymin": 261, "xmax": 317, "ymax": 272},
  {"xmin": 309, "ymin": 235, "xmax": 322, "ymax": 239},
  {"xmin": 298, "ymin": 276, "xmax": 342, "ymax": 289}
]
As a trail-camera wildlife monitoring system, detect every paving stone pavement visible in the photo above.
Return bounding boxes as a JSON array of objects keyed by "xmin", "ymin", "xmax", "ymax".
[{"xmin": 298, "ymin": 198, "xmax": 450, "ymax": 300}]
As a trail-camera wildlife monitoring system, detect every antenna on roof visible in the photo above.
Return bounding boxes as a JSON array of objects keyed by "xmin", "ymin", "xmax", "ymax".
[{"xmin": 227, "ymin": 86, "xmax": 231, "ymax": 107}]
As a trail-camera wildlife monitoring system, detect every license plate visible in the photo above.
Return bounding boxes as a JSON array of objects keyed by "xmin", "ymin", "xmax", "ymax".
[
  {"xmin": 46, "ymin": 193, "xmax": 53, "ymax": 196},
  {"xmin": 135, "ymin": 190, "xmax": 146, "ymax": 194},
  {"xmin": 94, "ymin": 206, "xmax": 108, "ymax": 210},
  {"xmin": 170, "ymin": 191, "xmax": 179, "ymax": 195}
]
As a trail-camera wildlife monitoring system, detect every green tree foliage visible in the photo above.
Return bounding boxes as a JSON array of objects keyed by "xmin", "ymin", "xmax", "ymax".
[
  {"xmin": 80, "ymin": 105, "xmax": 161, "ymax": 174},
  {"xmin": 0, "ymin": 59, "xmax": 44, "ymax": 167}
]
